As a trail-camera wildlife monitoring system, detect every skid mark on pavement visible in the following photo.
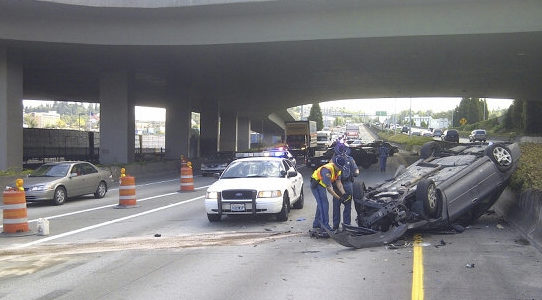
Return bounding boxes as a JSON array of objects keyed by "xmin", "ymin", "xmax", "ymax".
[{"xmin": 0, "ymin": 231, "xmax": 301, "ymax": 278}]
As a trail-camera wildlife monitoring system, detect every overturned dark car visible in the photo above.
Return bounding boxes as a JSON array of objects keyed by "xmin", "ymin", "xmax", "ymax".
[{"xmin": 328, "ymin": 141, "xmax": 520, "ymax": 248}]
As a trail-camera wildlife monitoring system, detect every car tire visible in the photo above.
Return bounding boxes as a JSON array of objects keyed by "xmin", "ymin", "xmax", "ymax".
[
  {"xmin": 416, "ymin": 179, "xmax": 439, "ymax": 218},
  {"xmin": 94, "ymin": 181, "xmax": 107, "ymax": 199},
  {"xmin": 292, "ymin": 187, "xmax": 304, "ymax": 209},
  {"xmin": 485, "ymin": 143, "xmax": 513, "ymax": 172},
  {"xmin": 420, "ymin": 142, "xmax": 441, "ymax": 159},
  {"xmin": 52, "ymin": 186, "xmax": 66, "ymax": 206},
  {"xmin": 207, "ymin": 214, "xmax": 221, "ymax": 222},
  {"xmin": 276, "ymin": 194, "xmax": 290, "ymax": 221}
]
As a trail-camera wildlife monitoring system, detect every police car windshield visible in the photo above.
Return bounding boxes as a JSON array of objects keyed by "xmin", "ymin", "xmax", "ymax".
[{"xmin": 221, "ymin": 160, "xmax": 282, "ymax": 178}]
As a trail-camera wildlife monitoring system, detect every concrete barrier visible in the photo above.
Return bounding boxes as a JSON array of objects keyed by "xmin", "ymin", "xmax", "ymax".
[{"xmin": 493, "ymin": 188, "xmax": 542, "ymax": 251}]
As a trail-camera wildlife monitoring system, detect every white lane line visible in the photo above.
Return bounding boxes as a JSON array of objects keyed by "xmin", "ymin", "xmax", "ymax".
[
  {"xmin": 0, "ymin": 185, "xmax": 210, "ymax": 229},
  {"xmin": 109, "ymin": 178, "xmax": 180, "ymax": 191},
  {"xmin": 13, "ymin": 195, "xmax": 205, "ymax": 249}
]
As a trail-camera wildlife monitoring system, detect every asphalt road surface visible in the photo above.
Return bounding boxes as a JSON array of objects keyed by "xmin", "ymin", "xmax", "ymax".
[{"xmin": 1, "ymin": 156, "xmax": 541, "ymax": 300}]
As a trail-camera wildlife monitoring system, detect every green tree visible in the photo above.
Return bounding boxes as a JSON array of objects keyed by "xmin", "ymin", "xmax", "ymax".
[
  {"xmin": 23, "ymin": 114, "xmax": 38, "ymax": 128},
  {"xmin": 308, "ymin": 103, "xmax": 324, "ymax": 130}
]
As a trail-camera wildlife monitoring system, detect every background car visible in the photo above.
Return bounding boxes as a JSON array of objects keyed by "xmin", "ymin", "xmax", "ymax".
[
  {"xmin": 422, "ymin": 130, "xmax": 433, "ymax": 137},
  {"xmin": 5, "ymin": 161, "xmax": 113, "ymax": 205},
  {"xmin": 469, "ymin": 129, "xmax": 487, "ymax": 142},
  {"xmin": 432, "ymin": 128, "xmax": 443, "ymax": 137},
  {"xmin": 200, "ymin": 151, "xmax": 236, "ymax": 176},
  {"xmin": 441, "ymin": 129, "xmax": 459, "ymax": 143},
  {"xmin": 205, "ymin": 156, "xmax": 303, "ymax": 222}
]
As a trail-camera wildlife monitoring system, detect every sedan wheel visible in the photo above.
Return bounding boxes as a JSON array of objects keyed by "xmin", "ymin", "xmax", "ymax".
[
  {"xmin": 486, "ymin": 143, "xmax": 513, "ymax": 171},
  {"xmin": 416, "ymin": 179, "xmax": 439, "ymax": 218},
  {"xmin": 293, "ymin": 187, "xmax": 304, "ymax": 209},
  {"xmin": 52, "ymin": 187, "xmax": 66, "ymax": 206},
  {"xmin": 94, "ymin": 181, "xmax": 107, "ymax": 199},
  {"xmin": 276, "ymin": 195, "xmax": 290, "ymax": 221}
]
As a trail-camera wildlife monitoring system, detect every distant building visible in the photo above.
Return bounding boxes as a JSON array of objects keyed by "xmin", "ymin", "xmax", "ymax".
[
  {"xmin": 32, "ymin": 111, "xmax": 60, "ymax": 128},
  {"xmin": 429, "ymin": 118, "xmax": 449, "ymax": 129}
]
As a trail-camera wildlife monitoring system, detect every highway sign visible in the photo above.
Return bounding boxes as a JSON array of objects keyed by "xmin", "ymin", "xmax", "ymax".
[{"xmin": 376, "ymin": 111, "xmax": 387, "ymax": 116}]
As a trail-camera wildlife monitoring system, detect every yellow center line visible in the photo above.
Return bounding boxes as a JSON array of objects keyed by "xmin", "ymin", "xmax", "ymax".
[{"xmin": 412, "ymin": 233, "xmax": 424, "ymax": 300}]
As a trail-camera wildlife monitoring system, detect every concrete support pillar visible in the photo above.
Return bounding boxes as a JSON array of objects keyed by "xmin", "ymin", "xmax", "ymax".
[
  {"xmin": 263, "ymin": 133, "xmax": 275, "ymax": 146},
  {"xmin": 200, "ymin": 100, "xmax": 220, "ymax": 156},
  {"xmin": 0, "ymin": 48, "xmax": 23, "ymax": 171},
  {"xmin": 219, "ymin": 111, "xmax": 237, "ymax": 151},
  {"xmin": 99, "ymin": 72, "xmax": 135, "ymax": 164},
  {"xmin": 237, "ymin": 117, "xmax": 251, "ymax": 151},
  {"xmin": 165, "ymin": 99, "xmax": 191, "ymax": 160}
]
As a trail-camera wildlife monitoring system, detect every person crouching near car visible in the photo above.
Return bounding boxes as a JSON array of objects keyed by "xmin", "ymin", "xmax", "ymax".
[
  {"xmin": 311, "ymin": 155, "xmax": 348, "ymax": 233},
  {"xmin": 332, "ymin": 144, "xmax": 359, "ymax": 230}
]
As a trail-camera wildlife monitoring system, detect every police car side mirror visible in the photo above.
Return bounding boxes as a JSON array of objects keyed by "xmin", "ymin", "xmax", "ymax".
[{"xmin": 287, "ymin": 170, "xmax": 297, "ymax": 178}]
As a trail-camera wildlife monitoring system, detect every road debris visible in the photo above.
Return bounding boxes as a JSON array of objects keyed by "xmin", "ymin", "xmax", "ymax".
[
  {"xmin": 465, "ymin": 263, "xmax": 475, "ymax": 268},
  {"xmin": 435, "ymin": 240, "xmax": 447, "ymax": 248},
  {"xmin": 496, "ymin": 224, "xmax": 504, "ymax": 230},
  {"xmin": 154, "ymin": 234, "xmax": 161, "ymax": 237}
]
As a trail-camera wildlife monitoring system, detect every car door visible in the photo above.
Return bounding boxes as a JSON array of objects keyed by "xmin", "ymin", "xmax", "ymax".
[
  {"xmin": 66, "ymin": 164, "xmax": 85, "ymax": 197},
  {"xmin": 283, "ymin": 159, "xmax": 301, "ymax": 201},
  {"xmin": 80, "ymin": 163, "xmax": 100, "ymax": 194}
]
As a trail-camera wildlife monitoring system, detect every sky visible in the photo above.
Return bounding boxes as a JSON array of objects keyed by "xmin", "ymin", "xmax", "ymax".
[
  {"xmin": 24, "ymin": 98, "xmax": 513, "ymax": 122},
  {"xmin": 318, "ymin": 97, "xmax": 513, "ymax": 115}
]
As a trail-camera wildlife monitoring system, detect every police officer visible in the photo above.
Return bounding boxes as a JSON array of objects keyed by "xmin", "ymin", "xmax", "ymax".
[
  {"xmin": 378, "ymin": 143, "xmax": 390, "ymax": 172},
  {"xmin": 332, "ymin": 143, "xmax": 359, "ymax": 230},
  {"xmin": 311, "ymin": 154, "xmax": 348, "ymax": 232}
]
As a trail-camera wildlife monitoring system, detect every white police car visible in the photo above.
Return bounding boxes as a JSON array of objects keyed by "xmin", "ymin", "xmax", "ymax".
[{"xmin": 204, "ymin": 155, "xmax": 303, "ymax": 222}]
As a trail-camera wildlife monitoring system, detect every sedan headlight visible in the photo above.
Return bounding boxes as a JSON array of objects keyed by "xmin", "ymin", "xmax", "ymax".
[
  {"xmin": 206, "ymin": 191, "xmax": 218, "ymax": 199},
  {"xmin": 258, "ymin": 190, "xmax": 282, "ymax": 198},
  {"xmin": 30, "ymin": 185, "xmax": 48, "ymax": 191}
]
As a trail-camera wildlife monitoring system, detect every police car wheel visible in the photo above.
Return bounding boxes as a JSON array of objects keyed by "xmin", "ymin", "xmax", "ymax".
[
  {"xmin": 277, "ymin": 194, "xmax": 290, "ymax": 221},
  {"xmin": 293, "ymin": 187, "xmax": 304, "ymax": 209}
]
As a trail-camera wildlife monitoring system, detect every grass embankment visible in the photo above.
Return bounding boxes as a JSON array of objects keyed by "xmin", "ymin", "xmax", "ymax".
[
  {"xmin": 377, "ymin": 132, "xmax": 434, "ymax": 150},
  {"xmin": 510, "ymin": 143, "xmax": 542, "ymax": 191}
]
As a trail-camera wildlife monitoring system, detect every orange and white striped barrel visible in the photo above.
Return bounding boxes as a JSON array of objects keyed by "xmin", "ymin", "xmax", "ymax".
[
  {"xmin": 118, "ymin": 176, "xmax": 137, "ymax": 207},
  {"xmin": 2, "ymin": 188, "xmax": 30, "ymax": 234},
  {"xmin": 180, "ymin": 161, "xmax": 194, "ymax": 191}
]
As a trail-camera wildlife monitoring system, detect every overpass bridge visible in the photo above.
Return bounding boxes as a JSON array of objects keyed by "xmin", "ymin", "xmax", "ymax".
[{"xmin": 1, "ymin": 0, "xmax": 541, "ymax": 169}]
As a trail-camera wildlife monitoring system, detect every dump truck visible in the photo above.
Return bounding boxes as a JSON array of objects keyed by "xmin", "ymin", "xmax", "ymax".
[{"xmin": 285, "ymin": 120, "xmax": 317, "ymax": 159}]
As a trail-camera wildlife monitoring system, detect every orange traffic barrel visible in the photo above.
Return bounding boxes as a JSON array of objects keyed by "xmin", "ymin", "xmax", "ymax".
[
  {"xmin": 180, "ymin": 160, "xmax": 194, "ymax": 191},
  {"xmin": 117, "ymin": 169, "xmax": 137, "ymax": 208},
  {"xmin": 2, "ymin": 179, "xmax": 31, "ymax": 235}
]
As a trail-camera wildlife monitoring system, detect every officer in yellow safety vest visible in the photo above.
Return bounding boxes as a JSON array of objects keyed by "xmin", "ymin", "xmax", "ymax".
[{"xmin": 310, "ymin": 154, "xmax": 350, "ymax": 233}]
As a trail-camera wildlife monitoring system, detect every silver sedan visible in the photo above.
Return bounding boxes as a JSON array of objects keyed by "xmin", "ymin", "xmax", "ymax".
[{"xmin": 6, "ymin": 161, "xmax": 113, "ymax": 205}]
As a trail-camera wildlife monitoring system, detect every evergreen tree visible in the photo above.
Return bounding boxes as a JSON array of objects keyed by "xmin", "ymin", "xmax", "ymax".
[{"xmin": 308, "ymin": 103, "xmax": 324, "ymax": 130}]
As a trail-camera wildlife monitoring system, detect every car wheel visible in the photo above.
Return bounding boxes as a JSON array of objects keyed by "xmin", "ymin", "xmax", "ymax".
[
  {"xmin": 485, "ymin": 143, "xmax": 513, "ymax": 171},
  {"xmin": 420, "ymin": 142, "xmax": 441, "ymax": 159},
  {"xmin": 292, "ymin": 187, "xmax": 304, "ymax": 209},
  {"xmin": 94, "ymin": 181, "xmax": 107, "ymax": 199},
  {"xmin": 416, "ymin": 179, "xmax": 439, "ymax": 218},
  {"xmin": 52, "ymin": 186, "xmax": 66, "ymax": 206},
  {"xmin": 276, "ymin": 194, "xmax": 290, "ymax": 221},
  {"xmin": 207, "ymin": 214, "xmax": 221, "ymax": 222}
]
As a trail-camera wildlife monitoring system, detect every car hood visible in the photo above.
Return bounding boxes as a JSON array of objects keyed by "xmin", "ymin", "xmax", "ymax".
[
  {"xmin": 202, "ymin": 159, "xmax": 231, "ymax": 165},
  {"xmin": 208, "ymin": 177, "xmax": 288, "ymax": 192},
  {"xmin": 20, "ymin": 176, "xmax": 64, "ymax": 187}
]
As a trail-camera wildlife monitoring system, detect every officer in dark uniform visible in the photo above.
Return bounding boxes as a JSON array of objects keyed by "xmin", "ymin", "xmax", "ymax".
[
  {"xmin": 310, "ymin": 155, "xmax": 348, "ymax": 232},
  {"xmin": 378, "ymin": 143, "xmax": 390, "ymax": 172},
  {"xmin": 332, "ymin": 143, "xmax": 359, "ymax": 230}
]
